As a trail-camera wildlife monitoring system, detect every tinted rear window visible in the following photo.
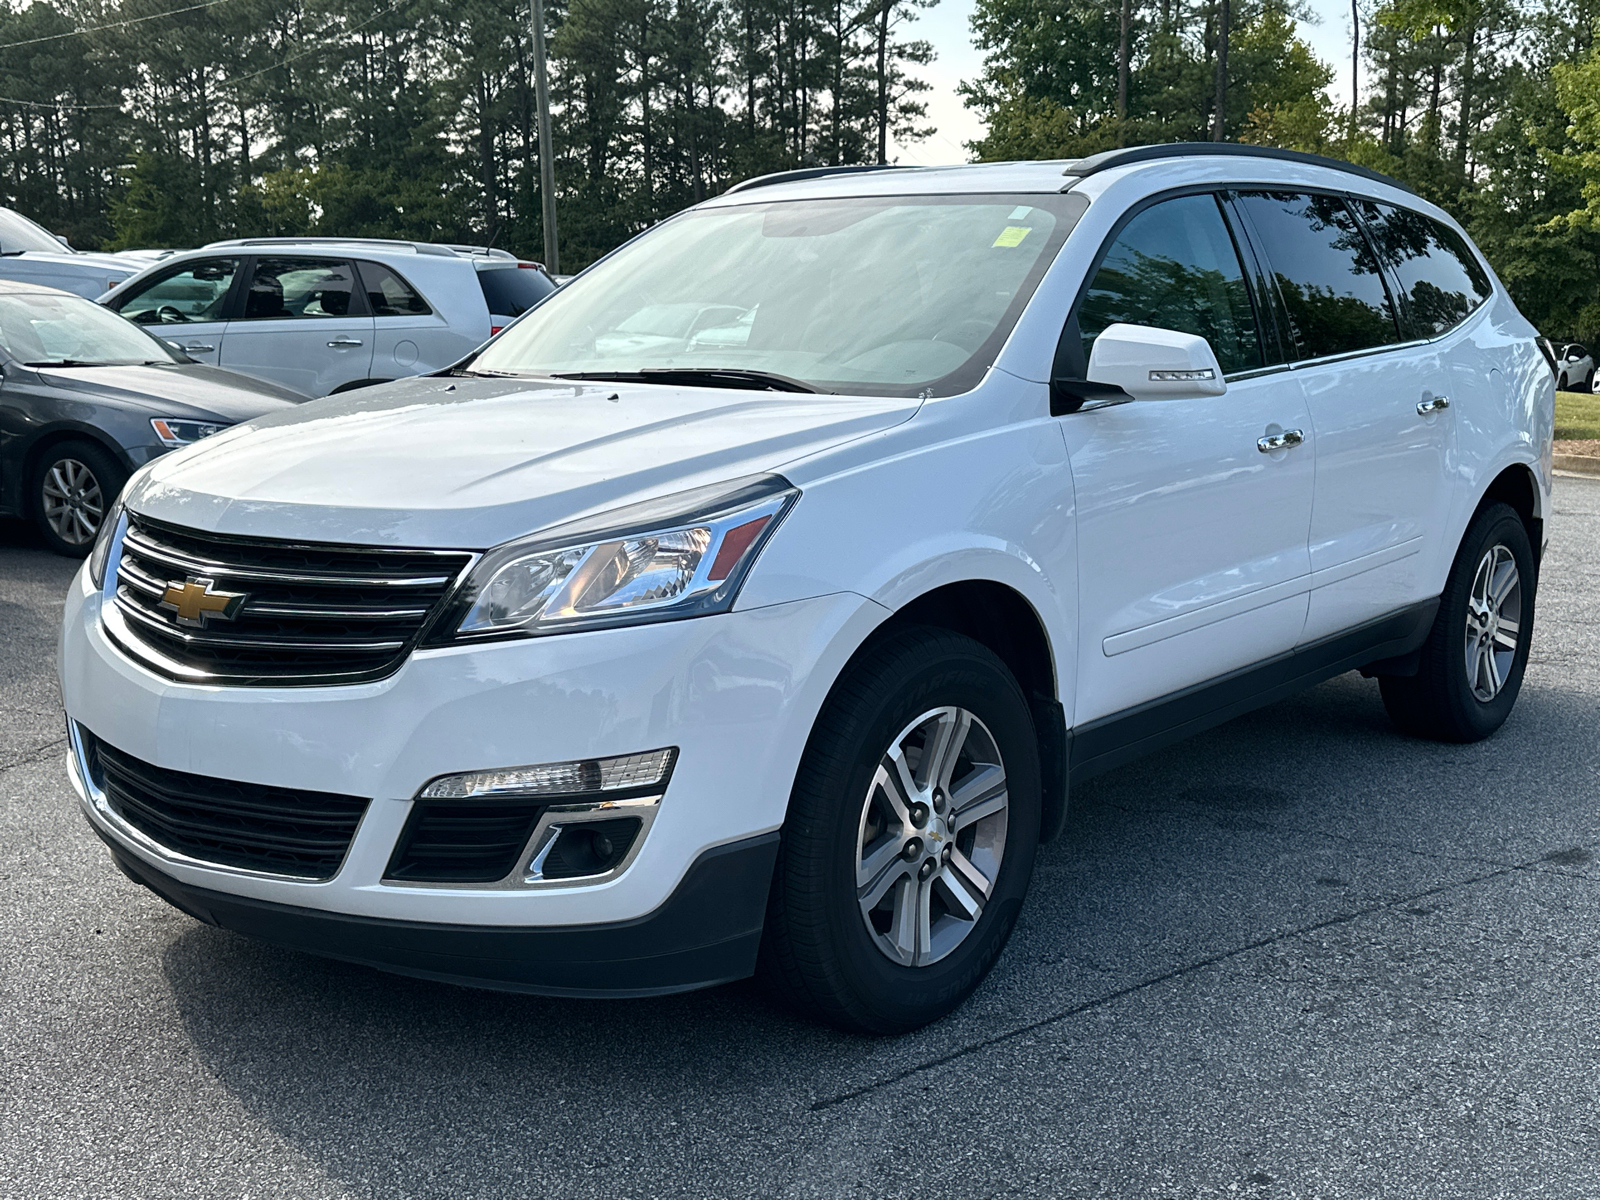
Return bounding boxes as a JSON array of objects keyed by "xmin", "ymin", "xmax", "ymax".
[
  {"xmin": 478, "ymin": 266, "xmax": 555, "ymax": 319},
  {"xmin": 1238, "ymin": 192, "xmax": 1401, "ymax": 361},
  {"xmin": 1353, "ymin": 201, "xmax": 1492, "ymax": 338}
]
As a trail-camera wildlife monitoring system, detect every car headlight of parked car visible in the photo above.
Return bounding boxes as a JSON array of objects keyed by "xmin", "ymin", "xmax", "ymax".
[
  {"xmin": 150, "ymin": 418, "xmax": 230, "ymax": 448},
  {"xmin": 432, "ymin": 474, "xmax": 797, "ymax": 642}
]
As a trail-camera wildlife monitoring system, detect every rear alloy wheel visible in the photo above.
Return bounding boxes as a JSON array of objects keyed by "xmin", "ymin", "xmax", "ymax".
[
  {"xmin": 32, "ymin": 440, "xmax": 126, "ymax": 557},
  {"xmin": 1380, "ymin": 502, "xmax": 1535, "ymax": 742},
  {"xmin": 762, "ymin": 626, "xmax": 1040, "ymax": 1034}
]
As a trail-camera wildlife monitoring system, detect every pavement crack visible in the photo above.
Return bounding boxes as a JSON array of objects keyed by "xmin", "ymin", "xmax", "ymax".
[
  {"xmin": 0, "ymin": 736, "xmax": 65, "ymax": 776},
  {"xmin": 810, "ymin": 853, "xmax": 1553, "ymax": 1113}
]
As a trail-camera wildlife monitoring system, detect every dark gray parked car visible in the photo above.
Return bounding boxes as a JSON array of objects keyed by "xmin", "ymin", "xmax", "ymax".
[{"xmin": 0, "ymin": 281, "xmax": 304, "ymax": 555}]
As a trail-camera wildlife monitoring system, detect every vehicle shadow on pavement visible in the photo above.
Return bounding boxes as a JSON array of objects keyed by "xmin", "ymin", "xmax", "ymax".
[{"xmin": 149, "ymin": 664, "xmax": 1600, "ymax": 1199}]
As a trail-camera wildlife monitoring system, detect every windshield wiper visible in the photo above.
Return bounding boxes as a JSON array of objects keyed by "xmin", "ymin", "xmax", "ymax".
[
  {"xmin": 551, "ymin": 367, "xmax": 825, "ymax": 394},
  {"xmin": 24, "ymin": 359, "xmax": 102, "ymax": 367}
]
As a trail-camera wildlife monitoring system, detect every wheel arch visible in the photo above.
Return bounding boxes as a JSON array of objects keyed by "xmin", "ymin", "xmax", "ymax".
[
  {"xmin": 844, "ymin": 578, "xmax": 1071, "ymax": 842},
  {"xmin": 18, "ymin": 425, "xmax": 136, "ymax": 519},
  {"xmin": 1476, "ymin": 461, "xmax": 1544, "ymax": 564}
]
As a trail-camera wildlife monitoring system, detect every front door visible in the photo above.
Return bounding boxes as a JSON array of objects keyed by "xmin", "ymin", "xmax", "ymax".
[
  {"xmin": 1062, "ymin": 192, "xmax": 1316, "ymax": 724},
  {"xmin": 107, "ymin": 255, "xmax": 241, "ymax": 367},
  {"xmin": 220, "ymin": 256, "xmax": 374, "ymax": 396}
]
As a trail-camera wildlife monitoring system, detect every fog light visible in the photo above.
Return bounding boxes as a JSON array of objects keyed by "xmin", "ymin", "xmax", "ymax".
[{"xmin": 419, "ymin": 747, "xmax": 676, "ymax": 800}]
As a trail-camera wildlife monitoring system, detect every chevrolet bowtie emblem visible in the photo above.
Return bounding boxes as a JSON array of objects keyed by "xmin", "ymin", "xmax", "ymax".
[{"xmin": 158, "ymin": 577, "xmax": 247, "ymax": 628}]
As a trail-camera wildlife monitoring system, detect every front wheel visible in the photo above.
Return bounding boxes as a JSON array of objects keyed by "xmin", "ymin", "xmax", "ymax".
[
  {"xmin": 31, "ymin": 440, "xmax": 127, "ymax": 557},
  {"xmin": 1380, "ymin": 502, "xmax": 1535, "ymax": 742},
  {"xmin": 761, "ymin": 626, "xmax": 1041, "ymax": 1034}
]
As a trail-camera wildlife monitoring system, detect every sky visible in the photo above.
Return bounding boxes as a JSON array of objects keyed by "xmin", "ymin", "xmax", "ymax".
[{"xmin": 889, "ymin": 0, "xmax": 1362, "ymax": 165}]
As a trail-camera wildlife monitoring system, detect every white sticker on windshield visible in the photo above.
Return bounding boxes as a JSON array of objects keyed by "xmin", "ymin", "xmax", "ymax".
[{"xmin": 1009, "ymin": 205, "xmax": 1032, "ymax": 219}]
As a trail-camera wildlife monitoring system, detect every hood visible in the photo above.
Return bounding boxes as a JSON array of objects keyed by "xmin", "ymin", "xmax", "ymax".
[
  {"xmin": 41, "ymin": 363, "xmax": 308, "ymax": 421},
  {"xmin": 12, "ymin": 249, "xmax": 138, "ymax": 274},
  {"xmin": 125, "ymin": 374, "xmax": 919, "ymax": 548}
]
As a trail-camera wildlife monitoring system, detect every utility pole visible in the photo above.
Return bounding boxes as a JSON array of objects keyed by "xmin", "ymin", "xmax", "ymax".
[
  {"xmin": 1351, "ymin": 0, "xmax": 1360, "ymax": 139},
  {"xmin": 530, "ymin": 0, "xmax": 559, "ymax": 273}
]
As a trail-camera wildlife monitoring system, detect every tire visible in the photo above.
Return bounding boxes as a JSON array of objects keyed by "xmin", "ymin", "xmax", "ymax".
[
  {"xmin": 1558, "ymin": 372, "xmax": 1568, "ymax": 391},
  {"xmin": 31, "ymin": 439, "xmax": 127, "ymax": 558},
  {"xmin": 1379, "ymin": 502, "xmax": 1535, "ymax": 743},
  {"xmin": 761, "ymin": 625, "xmax": 1041, "ymax": 1034},
  {"xmin": 1585, "ymin": 368, "xmax": 1595, "ymax": 394}
]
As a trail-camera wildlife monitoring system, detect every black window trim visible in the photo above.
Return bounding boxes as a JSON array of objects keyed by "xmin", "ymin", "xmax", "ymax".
[
  {"xmin": 233, "ymin": 253, "xmax": 372, "ymax": 321},
  {"xmin": 354, "ymin": 259, "xmax": 434, "ymax": 318},
  {"xmin": 1056, "ymin": 182, "xmax": 1282, "ymax": 394}
]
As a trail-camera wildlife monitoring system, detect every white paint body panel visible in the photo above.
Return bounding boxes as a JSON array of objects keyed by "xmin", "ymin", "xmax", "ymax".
[{"xmin": 60, "ymin": 154, "xmax": 1553, "ymax": 938}]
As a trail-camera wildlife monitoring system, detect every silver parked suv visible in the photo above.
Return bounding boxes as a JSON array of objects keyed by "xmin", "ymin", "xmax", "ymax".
[{"xmin": 98, "ymin": 238, "xmax": 556, "ymax": 397}]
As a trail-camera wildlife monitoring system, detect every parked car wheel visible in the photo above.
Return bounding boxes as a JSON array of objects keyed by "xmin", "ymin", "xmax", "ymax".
[
  {"xmin": 1380, "ymin": 503, "xmax": 1535, "ymax": 743},
  {"xmin": 31, "ymin": 440, "xmax": 126, "ymax": 557},
  {"xmin": 1585, "ymin": 368, "xmax": 1596, "ymax": 394},
  {"xmin": 761, "ymin": 626, "xmax": 1041, "ymax": 1034}
]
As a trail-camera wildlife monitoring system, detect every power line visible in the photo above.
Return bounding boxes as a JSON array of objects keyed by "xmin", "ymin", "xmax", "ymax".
[
  {"xmin": 0, "ymin": 0, "xmax": 244, "ymax": 52},
  {"xmin": 0, "ymin": 0, "xmax": 409, "ymax": 113}
]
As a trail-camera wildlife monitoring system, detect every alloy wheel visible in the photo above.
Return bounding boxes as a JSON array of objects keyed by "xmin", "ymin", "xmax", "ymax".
[
  {"xmin": 41, "ymin": 458, "xmax": 105, "ymax": 546},
  {"xmin": 1464, "ymin": 543, "xmax": 1521, "ymax": 702},
  {"xmin": 855, "ymin": 706, "xmax": 1009, "ymax": 967}
]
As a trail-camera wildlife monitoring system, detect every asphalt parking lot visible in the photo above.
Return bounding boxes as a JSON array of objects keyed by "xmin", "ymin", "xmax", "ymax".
[{"xmin": 3, "ymin": 477, "xmax": 1599, "ymax": 1200}]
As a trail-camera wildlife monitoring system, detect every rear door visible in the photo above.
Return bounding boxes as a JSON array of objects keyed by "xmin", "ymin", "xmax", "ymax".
[
  {"xmin": 357, "ymin": 260, "xmax": 475, "ymax": 379},
  {"xmin": 106, "ymin": 256, "xmax": 241, "ymax": 366},
  {"xmin": 219, "ymin": 256, "xmax": 374, "ymax": 396},
  {"xmin": 1236, "ymin": 191, "xmax": 1453, "ymax": 643},
  {"xmin": 1062, "ymin": 191, "xmax": 1316, "ymax": 723}
]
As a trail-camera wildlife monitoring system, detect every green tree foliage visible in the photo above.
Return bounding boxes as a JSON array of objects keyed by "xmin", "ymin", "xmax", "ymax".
[
  {"xmin": 966, "ymin": 0, "xmax": 1600, "ymax": 341},
  {"xmin": 0, "ymin": 0, "xmax": 938, "ymax": 266}
]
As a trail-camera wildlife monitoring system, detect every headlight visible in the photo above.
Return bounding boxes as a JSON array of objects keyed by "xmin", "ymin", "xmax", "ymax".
[
  {"xmin": 150, "ymin": 418, "xmax": 229, "ymax": 448},
  {"xmin": 431, "ymin": 474, "xmax": 797, "ymax": 642},
  {"xmin": 87, "ymin": 497, "xmax": 125, "ymax": 590}
]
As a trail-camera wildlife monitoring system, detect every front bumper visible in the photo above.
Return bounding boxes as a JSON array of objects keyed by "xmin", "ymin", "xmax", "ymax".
[
  {"xmin": 61, "ymin": 565, "xmax": 884, "ymax": 989},
  {"xmin": 99, "ymin": 825, "xmax": 780, "ymax": 997}
]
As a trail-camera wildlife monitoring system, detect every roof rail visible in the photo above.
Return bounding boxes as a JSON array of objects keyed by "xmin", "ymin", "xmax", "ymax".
[
  {"xmin": 724, "ymin": 163, "xmax": 911, "ymax": 195},
  {"xmin": 1059, "ymin": 142, "xmax": 1415, "ymax": 196},
  {"xmin": 203, "ymin": 236, "xmax": 463, "ymax": 256},
  {"xmin": 443, "ymin": 244, "xmax": 517, "ymax": 259}
]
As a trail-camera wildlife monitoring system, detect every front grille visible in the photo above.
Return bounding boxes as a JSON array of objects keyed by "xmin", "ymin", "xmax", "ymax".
[
  {"xmin": 82, "ymin": 729, "xmax": 369, "ymax": 879},
  {"xmin": 111, "ymin": 514, "xmax": 474, "ymax": 685}
]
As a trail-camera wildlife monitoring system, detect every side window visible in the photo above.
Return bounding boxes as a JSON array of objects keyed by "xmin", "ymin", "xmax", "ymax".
[
  {"xmin": 241, "ymin": 257, "xmax": 358, "ymax": 320},
  {"xmin": 1077, "ymin": 193, "xmax": 1263, "ymax": 375},
  {"xmin": 1237, "ymin": 192, "xmax": 1400, "ymax": 360},
  {"xmin": 356, "ymin": 261, "xmax": 431, "ymax": 316},
  {"xmin": 1355, "ymin": 201, "xmax": 1492, "ymax": 337},
  {"xmin": 111, "ymin": 257, "xmax": 239, "ymax": 325}
]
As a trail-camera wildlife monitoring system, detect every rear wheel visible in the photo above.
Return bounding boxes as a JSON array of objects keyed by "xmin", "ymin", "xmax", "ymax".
[
  {"xmin": 1379, "ymin": 502, "xmax": 1535, "ymax": 742},
  {"xmin": 761, "ymin": 626, "xmax": 1040, "ymax": 1034},
  {"xmin": 1585, "ymin": 368, "xmax": 1595, "ymax": 394},
  {"xmin": 31, "ymin": 440, "xmax": 126, "ymax": 557}
]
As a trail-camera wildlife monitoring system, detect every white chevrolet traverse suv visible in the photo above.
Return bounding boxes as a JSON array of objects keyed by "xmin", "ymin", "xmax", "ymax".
[{"xmin": 60, "ymin": 145, "xmax": 1553, "ymax": 1033}]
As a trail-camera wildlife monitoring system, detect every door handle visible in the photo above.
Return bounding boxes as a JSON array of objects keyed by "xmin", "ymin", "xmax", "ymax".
[
  {"xmin": 178, "ymin": 342, "xmax": 214, "ymax": 353},
  {"xmin": 1417, "ymin": 395, "xmax": 1450, "ymax": 415},
  {"xmin": 327, "ymin": 337, "xmax": 364, "ymax": 348},
  {"xmin": 1257, "ymin": 429, "xmax": 1305, "ymax": 453}
]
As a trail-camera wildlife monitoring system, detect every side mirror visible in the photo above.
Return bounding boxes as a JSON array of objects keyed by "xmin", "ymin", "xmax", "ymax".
[{"xmin": 1086, "ymin": 323, "xmax": 1228, "ymax": 401}]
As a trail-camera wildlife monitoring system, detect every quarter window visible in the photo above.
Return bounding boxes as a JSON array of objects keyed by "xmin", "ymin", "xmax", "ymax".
[
  {"xmin": 357, "ymin": 261, "xmax": 431, "ymax": 316},
  {"xmin": 1077, "ymin": 193, "xmax": 1263, "ymax": 375},
  {"xmin": 1353, "ymin": 201, "xmax": 1492, "ymax": 337},
  {"xmin": 1237, "ymin": 192, "xmax": 1400, "ymax": 360},
  {"xmin": 241, "ymin": 257, "xmax": 358, "ymax": 320},
  {"xmin": 112, "ymin": 257, "xmax": 240, "ymax": 325}
]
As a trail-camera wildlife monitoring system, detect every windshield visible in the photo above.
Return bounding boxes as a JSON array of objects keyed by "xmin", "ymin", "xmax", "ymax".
[
  {"xmin": 0, "ymin": 292, "xmax": 180, "ymax": 366},
  {"xmin": 471, "ymin": 193, "xmax": 1084, "ymax": 396},
  {"xmin": 0, "ymin": 208, "xmax": 68, "ymax": 255}
]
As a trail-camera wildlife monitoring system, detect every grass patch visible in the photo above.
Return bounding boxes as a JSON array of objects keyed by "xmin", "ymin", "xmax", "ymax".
[{"xmin": 1556, "ymin": 391, "xmax": 1600, "ymax": 441}]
